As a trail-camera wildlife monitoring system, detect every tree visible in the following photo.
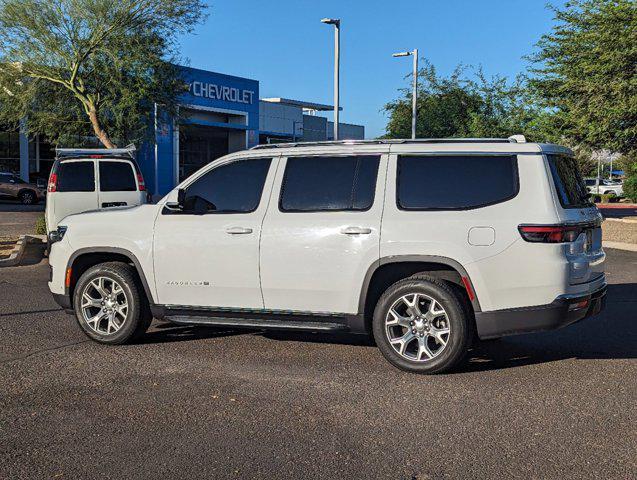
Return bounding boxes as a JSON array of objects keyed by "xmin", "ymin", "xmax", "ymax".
[
  {"xmin": 528, "ymin": 0, "xmax": 637, "ymax": 156},
  {"xmin": 0, "ymin": 0, "xmax": 207, "ymax": 148},
  {"xmin": 383, "ymin": 62, "xmax": 557, "ymax": 142}
]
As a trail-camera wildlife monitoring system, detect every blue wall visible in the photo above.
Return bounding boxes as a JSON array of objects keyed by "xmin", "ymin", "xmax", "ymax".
[{"xmin": 140, "ymin": 66, "xmax": 260, "ymax": 197}]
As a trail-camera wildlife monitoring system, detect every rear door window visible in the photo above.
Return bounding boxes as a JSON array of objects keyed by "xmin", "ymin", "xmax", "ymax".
[
  {"xmin": 397, "ymin": 155, "xmax": 518, "ymax": 210},
  {"xmin": 56, "ymin": 161, "xmax": 95, "ymax": 192},
  {"xmin": 280, "ymin": 155, "xmax": 380, "ymax": 212},
  {"xmin": 99, "ymin": 161, "xmax": 137, "ymax": 192},
  {"xmin": 546, "ymin": 154, "xmax": 592, "ymax": 208}
]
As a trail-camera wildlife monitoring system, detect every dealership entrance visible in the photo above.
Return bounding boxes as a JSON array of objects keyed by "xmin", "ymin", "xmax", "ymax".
[{"xmin": 179, "ymin": 125, "xmax": 229, "ymax": 181}]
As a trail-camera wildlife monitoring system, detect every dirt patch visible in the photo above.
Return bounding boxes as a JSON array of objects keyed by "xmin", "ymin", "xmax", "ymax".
[{"xmin": 602, "ymin": 220, "xmax": 637, "ymax": 244}]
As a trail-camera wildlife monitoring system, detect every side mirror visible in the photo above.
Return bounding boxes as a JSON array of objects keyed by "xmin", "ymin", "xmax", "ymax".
[
  {"xmin": 164, "ymin": 188, "xmax": 186, "ymax": 213},
  {"xmin": 177, "ymin": 188, "xmax": 185, "ymax": 208}
]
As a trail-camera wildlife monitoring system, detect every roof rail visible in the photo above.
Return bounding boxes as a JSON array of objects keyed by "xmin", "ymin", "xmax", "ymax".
[
  {"xmin": 250, "ymin": 137, "xmax": 521, "ymax": 150},
  {"xmin": 56, "ymin": 144, "xmax": 136, "ymax": 160}
]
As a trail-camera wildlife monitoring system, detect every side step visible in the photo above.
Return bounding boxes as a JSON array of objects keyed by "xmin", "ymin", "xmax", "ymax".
[{"xmin": 166, "ymin": 315, "xmax": 349, "ymax": 332}]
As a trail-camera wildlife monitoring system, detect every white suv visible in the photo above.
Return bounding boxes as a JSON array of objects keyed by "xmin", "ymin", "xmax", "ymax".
[{"xmin": 47, "ymin": 137, "xmax": 607, "ymax": 374}]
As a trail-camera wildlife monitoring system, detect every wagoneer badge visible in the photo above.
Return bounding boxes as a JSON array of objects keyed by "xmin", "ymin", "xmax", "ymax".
[{"xmin": 166, "ymin": 280, "xmax": 211, "ymax": 287}]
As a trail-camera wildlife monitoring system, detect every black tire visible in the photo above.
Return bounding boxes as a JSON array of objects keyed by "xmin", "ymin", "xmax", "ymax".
[
  {"xmin": 72, "ymin": 262, "xmax": 151, "ymax": 344},
  {"xmin": 19, "ymin": 190, "xmax": 37, "ymax": 205},
  {"xmin": 372, "ymin": 275, "xmax": 471, "ymax": 374}
]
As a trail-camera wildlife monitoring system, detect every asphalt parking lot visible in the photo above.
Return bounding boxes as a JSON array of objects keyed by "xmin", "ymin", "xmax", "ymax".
[
  {"xmin": 1, "ymin": 250, "xmax": 636, "ymax": 479},
  {"xmin": 0, "ymin": 200, "xmax": 44, "ymax": 237}
]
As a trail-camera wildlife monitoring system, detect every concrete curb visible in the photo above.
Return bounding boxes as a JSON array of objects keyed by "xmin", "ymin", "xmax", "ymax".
[
  {"xmin": 603, "ymin": 241, "xmax": 637, "ymax": 252},
  {"xmin": 0, "ymin": 235, "xmax": 46, "ymax": 267},
  {"xmin": 604, "ymin": 217, "xmax": 637, "ymax": 224}
]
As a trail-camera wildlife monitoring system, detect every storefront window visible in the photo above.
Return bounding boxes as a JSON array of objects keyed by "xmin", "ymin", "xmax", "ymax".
[{"xmin": 0, "ymin": 129, "xmax": 20, "ymax": 172}]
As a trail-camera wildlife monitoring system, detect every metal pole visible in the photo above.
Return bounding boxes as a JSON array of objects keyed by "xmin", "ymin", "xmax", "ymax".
[
  {"xmin": 334, "ymin": 21, "xmax": 340, "ymax": 141},
  {"xmin": 411, "ymin": 48, "xmax": 418, "ymax": 139}
]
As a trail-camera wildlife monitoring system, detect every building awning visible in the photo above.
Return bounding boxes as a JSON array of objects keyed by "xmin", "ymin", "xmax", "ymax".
[{"xmin": 261, "ymin": 97, "xmax": 342, "ymax": 112}]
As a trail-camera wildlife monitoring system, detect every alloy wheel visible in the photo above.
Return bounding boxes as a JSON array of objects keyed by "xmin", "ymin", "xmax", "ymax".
[
  {"xmin": 385, "ymin": 293, "xmax": 451, "ymax": 362},
  {"xmin": 80, "ymin": 276, "xmax": 129, "ymax": 335}
]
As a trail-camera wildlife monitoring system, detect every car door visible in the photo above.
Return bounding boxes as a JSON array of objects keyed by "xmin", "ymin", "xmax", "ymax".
[
  {"xmin": 153, "ymin": 156, "xmax": 277, "ymax": 309},
  {"xmin": 0, "ymin": 173, "xmax": 13, "ymax": 197},
  {"xmin": 259, "ymin": 152, "xmax": 387, "ymax": 314},
  {"xmin": 97, "ymin": 160, "xmax": 142, "ymax": 208},
  {"xmin": 51, "ymin": 160, "xmax": 99, "ymax": 225}
]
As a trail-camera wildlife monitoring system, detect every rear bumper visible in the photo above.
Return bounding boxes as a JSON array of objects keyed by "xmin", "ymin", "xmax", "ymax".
[{"xmin": 475, "ymin": 284, "xmax": 607, "ymax": 339}]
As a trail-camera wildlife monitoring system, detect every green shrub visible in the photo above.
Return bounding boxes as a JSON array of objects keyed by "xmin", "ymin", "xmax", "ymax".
[
  {"xmin": 35, "ymin": 215, "xmax": 47, "ymax": 235},
  {"xmin": 624, "ymin": 173, "xmax": 637, "ymax": 203}
]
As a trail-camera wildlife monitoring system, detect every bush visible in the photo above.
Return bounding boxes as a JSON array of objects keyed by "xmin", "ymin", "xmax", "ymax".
[
  {"xmin": 35, "ymin": 215, "xmax": 47, "ymax": 235},
  {"xmin": 624, "ymin": 163, "xmax": 637, "ymax": 202},
  {"xmin": 593, "ymin": 194, "xmax": 614, "ymax": 204}
]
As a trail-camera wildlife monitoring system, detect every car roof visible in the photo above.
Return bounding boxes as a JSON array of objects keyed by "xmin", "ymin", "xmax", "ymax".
[{"xmin": 243, "ymin": 138, "xmax": 573, "ymax": 158}]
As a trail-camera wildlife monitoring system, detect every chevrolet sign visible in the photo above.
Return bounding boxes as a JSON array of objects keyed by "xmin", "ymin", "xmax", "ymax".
[{"xmin": 190, "ymin": 81, "xmax": 255, "ymax": 105}]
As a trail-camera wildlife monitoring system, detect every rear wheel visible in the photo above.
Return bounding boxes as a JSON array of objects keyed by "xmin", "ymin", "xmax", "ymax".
[
  {"xmin": 372, "ymin": 275, "xmax": 471, "ymax": 374},
  {"xmin": 73, "ymin": 262, "xmax": 151, "ymax": 344},
  {"xmin": 19, "ymin": 190, "xmax": 37, "ymax": 205}
]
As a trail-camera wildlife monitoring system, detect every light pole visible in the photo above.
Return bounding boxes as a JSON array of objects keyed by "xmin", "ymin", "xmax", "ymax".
[
  {"xmin": 393, "ymin": 49, "xmax": 418, "ymax": 139},
  {"xmin": 321, "ymin": 18, "xmax": 340, "ymax": 140}
]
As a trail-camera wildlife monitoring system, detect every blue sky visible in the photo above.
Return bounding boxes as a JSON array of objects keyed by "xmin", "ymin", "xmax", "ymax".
[{"xmin": 178, "ymin": 0, "xmax": 567, "ymax": 138}]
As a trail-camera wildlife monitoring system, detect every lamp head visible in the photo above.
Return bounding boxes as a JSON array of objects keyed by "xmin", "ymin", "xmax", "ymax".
[{"xmin": 321, "ymin": 18, "xmax": 340, "ymax": 26}]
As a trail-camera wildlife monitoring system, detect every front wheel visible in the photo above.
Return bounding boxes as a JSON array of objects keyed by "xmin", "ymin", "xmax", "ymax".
[
  {"xmin": 72, "ymin": 262, "xmax": 151, "ymax": 344},
  {"xmin": 372, "ymin": 275, "xmax": 471, "ymax": 374}
]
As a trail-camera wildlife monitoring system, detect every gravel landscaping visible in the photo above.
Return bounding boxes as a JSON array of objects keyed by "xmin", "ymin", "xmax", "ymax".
[{"xmin": 602, "ymin": 219, "xmax": 637, "ymax": 244}]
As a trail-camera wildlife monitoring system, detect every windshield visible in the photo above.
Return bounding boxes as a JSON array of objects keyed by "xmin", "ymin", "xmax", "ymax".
[{"xmin": 546, "ymin": 154, "xmax": 593, "ymax": 209}]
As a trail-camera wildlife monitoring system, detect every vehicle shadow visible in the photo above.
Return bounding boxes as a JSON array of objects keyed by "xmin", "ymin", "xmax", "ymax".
[
  {"xmin": 140, "ymin": 320, "xmax": 375, "ymax": 347},
  {"xmin": 0, "ymin": 200, "xmax": 45, "ymax": 212},
  {"xmin": 462, "ymin": 282, "xmax": 636, "ymax": 372},
  {"xmin": 138, "ymin": 283, "xmax": 636, "ymax": 371}
]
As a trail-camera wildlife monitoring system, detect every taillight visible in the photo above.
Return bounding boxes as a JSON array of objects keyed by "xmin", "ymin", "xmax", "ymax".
[
  {"xmin": 48, "ymin": 173, "xmax": 58, "ymax": 192},
  {"xmin": 518, "ymin": 225, "xmax": 583, "ymax": 243},
  {"xmin": 137, "ymin": 173, "xmax": 146, "ymax": 191}
]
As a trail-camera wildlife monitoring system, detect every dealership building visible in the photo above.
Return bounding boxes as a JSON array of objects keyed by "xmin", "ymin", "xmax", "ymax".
[{"xmin": 2, "ymin": 65, "xmax": 365, "ymax": 196}]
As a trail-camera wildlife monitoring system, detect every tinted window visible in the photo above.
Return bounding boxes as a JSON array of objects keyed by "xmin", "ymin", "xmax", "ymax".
[
  {"xmin": 57, "ymin": 161, "xmax": 95, "ymax": 192},
  {"xmin": 99, "ymin": 161, "xmax": 136, "ymax": 192},
  {"xmin": 585, "ymin": 179, "xmax": 596, "ymax": 186},
  {"xmin": 183, "ymin": 158, "xmax": 271, "ymax": 213},
  {"xmin": 280, "ymin": 155, "xmax": 380, "ymax": 211},
  {"xmin": 547, "ymin": 154, "xmax": 592, "ymax": 208},
  {"xmin": 0, "ymin": 173, "xmax": 11, "ymax": 183},
  {"xmin": 397, "ymin": 155, "xmax": 518, "ymax": 210}
]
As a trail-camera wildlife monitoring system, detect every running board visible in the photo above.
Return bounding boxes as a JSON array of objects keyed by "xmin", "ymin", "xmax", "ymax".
[{"xmin": 166, "ymin": 315, "xmax": 349, "ymax": 332}]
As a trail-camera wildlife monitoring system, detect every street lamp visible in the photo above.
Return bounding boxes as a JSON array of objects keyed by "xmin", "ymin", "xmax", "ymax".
[
  {"xmin": 321, "ymin": 18, "xmax": 340, "ymax": 141},
  {"xmin": 393, "ymin": 49, "xmax": 418, "ymax": 139}
]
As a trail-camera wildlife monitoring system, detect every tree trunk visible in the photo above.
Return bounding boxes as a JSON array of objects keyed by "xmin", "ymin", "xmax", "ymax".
[{"xmin": 87, "ymin": 107, "xmax": 117, "ymax": 148}]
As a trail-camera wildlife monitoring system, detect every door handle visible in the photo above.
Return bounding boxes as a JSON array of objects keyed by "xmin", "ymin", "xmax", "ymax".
[
  {"xmin": 341, "ymin": 226, "xmax": 372, "ymax": 235},
  {"xmin": 225, "ymin": 226, "xmax": 253, "ymax": 235}
]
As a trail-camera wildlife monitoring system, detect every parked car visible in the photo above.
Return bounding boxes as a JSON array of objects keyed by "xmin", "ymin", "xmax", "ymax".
[
  {"xmin": 585, "ymin": 177, "xmax": 623, "ymax": 197},
  {"xmin": 45, "ymin": 146, "xmax": 147, "ymax": 232},
  {"xmin": 47, "ymin": 137, "xmax": 606, "ymax": 374},
  {"xmin": 0, "ymin": 172, "xmax": 46, "ymax": 204}
]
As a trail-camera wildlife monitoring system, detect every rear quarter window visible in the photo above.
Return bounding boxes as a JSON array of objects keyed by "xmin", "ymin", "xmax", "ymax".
[
  {"xmin": 397, "ymin": 155, "xmax": 519, "ymax": 210},
  {"xmin": 546, "ymin": 154, "xmax": 592, "ymax": 209}
]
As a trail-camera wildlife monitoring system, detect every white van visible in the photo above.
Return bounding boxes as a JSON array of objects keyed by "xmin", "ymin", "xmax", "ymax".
[{"xmin": 45, "ymin": 147, "xmax": 147, "ymax": 232}]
